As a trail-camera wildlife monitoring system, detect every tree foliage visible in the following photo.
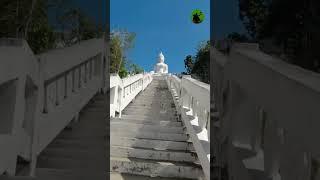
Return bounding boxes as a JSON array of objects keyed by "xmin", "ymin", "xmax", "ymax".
[
  {"xmin": 0, "ymin": 0, "xmax": 56, "ymax": 54},
  {"xmin": 129, "ymin": 63, "xmax": 144, "ymax": 75},
  {"xmin": 0, "ymin": 0, "xmax": 103, "ymax": 53},
  {"xmin": 227, "ymin": 32, "xmax": 250, "ymax": 42},
  {"xmin": 110, "ymin": 29, "xmax": 139, "ymax": 78},
  {"xmin": 183, "ymin": 41, "xmax": 210, "ymax": 83},
  {"xmin": 238, "ymin": 0, "xmax": 320, "ymax": 72}
]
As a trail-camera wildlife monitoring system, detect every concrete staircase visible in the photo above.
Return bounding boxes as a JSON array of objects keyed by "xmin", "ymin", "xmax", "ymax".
[
  {"xmin": 1, "ymin": 93, "xmax": 107, "ymax": 180},
  {"xmin": 110, "ymin": 78, "xmax": 204, "ymax": 179}
]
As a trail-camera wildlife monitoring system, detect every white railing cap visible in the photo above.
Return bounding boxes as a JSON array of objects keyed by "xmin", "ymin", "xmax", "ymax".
[
  {"xmin": 181, "ymin": 76, "xmax": 210, "ymax": 108},
  {"xmin": 39, "ymin": 38, "xmax": 104, "ymax": 81}
]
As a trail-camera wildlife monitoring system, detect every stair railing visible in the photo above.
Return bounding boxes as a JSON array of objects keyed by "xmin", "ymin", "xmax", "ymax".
[
  {"xmin": 0, "ymin": 38, "xmax": 106, "ymax": 176},
  {"xmin": 166, "ymin": 74, "xmax": 210, "ymax": 180},
  {"xmin": 110, "ymin": 73, "xmax": 152, "ymax": 117},
  {"xmin": 212, "ymin": 43, "xmax": 320, "ymax": 180}
]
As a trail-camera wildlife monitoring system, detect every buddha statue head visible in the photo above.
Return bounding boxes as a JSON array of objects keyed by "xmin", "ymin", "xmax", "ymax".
[{"xmin": 158, "ymin": 52, "xmax": 165, "ymax": 63}]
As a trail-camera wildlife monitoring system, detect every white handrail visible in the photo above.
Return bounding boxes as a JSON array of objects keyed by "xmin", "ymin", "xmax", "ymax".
[
  {"xmin": 166, "ymin": 74, "xmax": 210, "ymax": 180},
  {"xmin": 212, "ymin": 43, "xmax": 320, "ymax": 180},
  {"xmin": 0, "ymin": 38, "xmax": 106, "ymax": 175},
  {"xmin": 110, "ymin": 73, "xmax": 153, "ymax": 117}
]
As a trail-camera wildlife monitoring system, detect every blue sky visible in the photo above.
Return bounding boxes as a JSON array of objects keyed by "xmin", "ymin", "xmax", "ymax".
[
  {"xmin": 213, "ymin": 0, "xmax": 246, "ymax": 39},
  {"xmin": 48, "ymin": 0, "xmax": 246, "ymax": 73},
  {"xmin": 111, "ymin": 0, "xmax": 210, "ymax": 73}
]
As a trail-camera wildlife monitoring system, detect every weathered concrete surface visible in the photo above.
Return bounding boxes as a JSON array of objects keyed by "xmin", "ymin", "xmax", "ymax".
[{"xmin": 110, "ymin": 77, "xmax": 204, "ymax": 179}]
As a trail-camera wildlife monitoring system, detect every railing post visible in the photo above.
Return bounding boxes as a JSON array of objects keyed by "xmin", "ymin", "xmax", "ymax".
[
  {"xmin": 55, "ymin": 80, "xmax": 59, "ymax": 105},
  {"xmin": 84, "ymin": 62, "xmax": 87, "ymax": 84},
  {"xmin": 89, "ymin": 59, "xmax": 92, "ymax": 80},
  {"xmin": 142, "ymin": 78, "xmax": 144, "ymax": 91},
  {"xmin": 119, "ymin": 87, "xmax": 123, "ymax": 118},
  {"xmin": 142, "ymin": 77, "xmax": 144, "ymax": 91},
  {"xmin": 64, "ymin": 73, "xmax": 68, "ymax": 99},
  {"xmin": 43, "ymin": 84, "xmax": 48, "ymax": 113},
  {"xmin": 72, "ymin": 70, "xmax": 75, "ymax": 92},
  {"xmin": 78, "ymin": 67, "xmax": 81, "ymax": 88}
]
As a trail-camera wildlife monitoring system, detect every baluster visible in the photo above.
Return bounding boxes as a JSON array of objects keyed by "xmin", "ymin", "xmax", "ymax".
[
  {"xmin": 207, "ymin": 112, "xmax": 210, "ymax": 141},
  {"xmin": 78, "ymin": 67, "xmax": 81, "ymax": 88},
  {"xmin": 84, "ymin": 61, "xmax": 87, "ymax": 83},
  {"xmin": 190, "ymin": 96, "xmax": 194, "ymax": 112},
  {"xmin": 72, "ymin": 70, "xmax": 75, "ymax": 92},
  {"xmin": 89, "ymin": 59, "xmax": 92, "ymax": 80},
  {"xmin": 206, "ymin": 111, "xmax": 210, "ymax": 129},
  {"xmin": 55, "ymin": 80, "xmax": 59, "ymax": 106},
  {"xmin": 43, "ymin": 84, "xmax": 48, "ymax": 113},
  {"xmin": 64, "ymin": 73, "xmax": 68, "ymax": 99}
]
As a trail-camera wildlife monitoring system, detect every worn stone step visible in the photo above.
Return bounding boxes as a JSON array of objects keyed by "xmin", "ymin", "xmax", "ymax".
[
  {"xmin": 111, "ymin": 146, "xmax": 197, "ymax": 163},
  {"xmin": 121, "ymin": 114, "xmax": 178, "ymax": 121},
  {"xmin": 111, "ymin": 121, "xmax": 184, "ymax": 134},
  {"xmin": 40, "ymin": 147, "xmax": 105, "ymax": 160},
  {"xmin": 123, "ymin": 109, "xmax": 176, "ymax": 115},
  {"xmin": 36, "ymin": 156, "xmax": 106, "ymax": 171},
  {"xmin": 36, "ymin": 168, "xmax": 106, "ymax": 180},
  {"xmin": 56, "ymin": 129, "xmax": 106, "ymax": 139},
  {"xmin": 111, "ymin": 137, "xmax": 194, "ymax": 151},
  {"xmin": 111, "ymin": 130, "xmax": 188, "ymax": 142},
  {"xmin": 48, "ymin": 137, "xmax": 105, "ymax": 148},
  {"xmin": 110, "ymin": 172, "xmax": 188, "ymax": 180},
  {"xmin": 0, "ymin": 176, "xmax": 36, "ymax": 180},
  {"xmin": 124, "ymin": 105, "xmax": 176, "ymax": 111},
  {"xmin": 111, "ymin": 118, "xmax": 182, "ymax": 127},
  {"xmin": 131, "ymin": 100, "xmax": 174, "ymax": 104},
  {"xmin": 110, "ymin": 157, "xmax": 204, "ymax": 179}
]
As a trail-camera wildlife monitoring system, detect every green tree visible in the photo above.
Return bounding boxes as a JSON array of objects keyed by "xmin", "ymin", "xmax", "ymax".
[
  {"xmin": 238, "ymin": 0, "xmax": 320, "ymax": 72},
  {"xmin": 183, "ymin": 41, "xmax": 210, "ymax": 83},
  {"xmin": 227, "ymin": 32, "xmax": 250, "ymax": 42},
  {"xmin": 129, "ymin": 64, "xmax": 144, "ymax": 75},
  {"xmin": 110, "ymin": 29, "xmax": 136, "ymax": 78},
  {"xmin": 184, "ymin": 55, "xmax": 194, "ymax": 74},
  {"xmin": 0, "ymin": 0, "xmax": 56, "ymax": 54},
  {"xmin": 238, "ymin": 0, "xmax": 269, "ymax": 40}
]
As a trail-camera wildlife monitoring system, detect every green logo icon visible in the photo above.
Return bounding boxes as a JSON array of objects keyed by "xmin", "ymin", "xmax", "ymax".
[{"xmin": 191, "ymin": 9, "xmax": 205, "ymax": 24}]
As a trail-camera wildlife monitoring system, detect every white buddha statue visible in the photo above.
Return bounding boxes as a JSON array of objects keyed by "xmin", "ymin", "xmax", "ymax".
[{"xmin": 154, "ymin": 52, "xmax": 168, "ymax": 74}]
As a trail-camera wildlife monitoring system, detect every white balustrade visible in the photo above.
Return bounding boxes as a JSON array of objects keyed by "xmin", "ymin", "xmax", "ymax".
[
  {"xmin": 212, "ymin": 43, "xmax": 320, "ymax": 180},
  {"xmin": 166, "ymin": 74, "xmax": 210, "ymax": 180},
  {"xmin": 110, "ymin": 73, "xmax": 152, "ymax": 117},
  {"xmin": 0, "ymin": 38, "xmax": 106, "ymax": 175}
]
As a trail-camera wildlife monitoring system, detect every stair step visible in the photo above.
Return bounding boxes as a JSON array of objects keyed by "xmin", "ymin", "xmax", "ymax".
[
  {"xmin": 111, "ymin": 146, "xmax": 197, "ymax": 162},
  {"xmin": 111, "ymin": 122, "xmax": 184, "ymax": 134},
  {"xmin": 111, "ymin": 118, "xmax": 182, "ymax": 127},
  {"xmin": 121, "ymin": 114, "xmax": 178, "ymax": 121},
  {"xmin": 123, "ymin": 107, "xmax": 176, "ymax": 113},
  {"xmin": 110, "ymin": 172, "xmax": 189, "ymax": 180},
  {"xmin": 40, "ymin": 147, "xmax": 105, "ymax": 160},
  {"xmin": 111, "ymin": 130, "xmax": 188, "ymax": 142},
  {"xmin": 122, "ymin": 110, "xmax": 177, "ymax": 117},
  {"xmin": 0, "ymin": 176, "xmax": 36, "ymax": 180},
  {"xmin": 48, "ymin": 137, "xmax": 105, "ymax": 148},
  {"xmin": 56, "ymin": 130, "xmax": 106, "ymax": 139},
  {"xmin": 116, "ymin": 116, "xmax": 180, "ymax": 123},
  {"xmin": 111, "ymin": 137, "xmax": 194, "ymax": 151},
  {"xmin": 36, "ymin": 156, "xmax": 106, "ymax": 171},
  {"xmin": 36, "ymin": 168, "xmax": 106, "ymax": 180},
  {"xmin": 110, "ymin": 157, "xmax": 203, "ymax": 179}
]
